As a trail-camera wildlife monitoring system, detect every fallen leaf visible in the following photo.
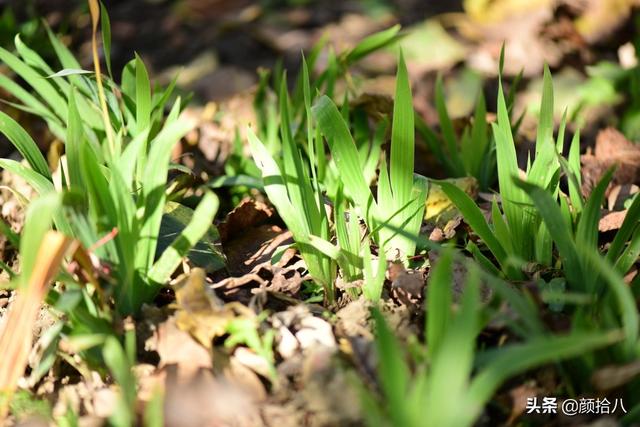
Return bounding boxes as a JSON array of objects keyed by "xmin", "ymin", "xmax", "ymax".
[
  {"xmin": 154, "ymin": 316, "xmax": 212, "ymax": 378},
  {"xmin": 507, "ymin": 382, "xmax": 540, "ymax": 424},
  {"xmin": 222, "ymin": 355, "xmax": 267, "ymax": 402},
  {"xmin": 223, "ymin": 224, "xmax": 292, "ymax": 277},
  {"xmin": 163, "ymin": 367, "xmax": 262, "ymax": 427},
  {"xmin": 335, "ymin": 297, "xmax": 374, "ymax": 339},
  {"xmin": 599, "ymin": 209, "xmax": 628, "ymax": 232},
  {"xmin": 389, "ymin": 263, "xmax": 425, "ymax": 308},
  {"xmin": 219, "ymin": 198, "xmax": 274, "ymax": 244},
  {"xmin": 582, "ymin": 128, "xmax": 640, "ymax": 197},
  {"xmin": 233, "ymin": 347, "xmax": 274, "ymax": 381},
  {"xmin": 173, "ymin": 268, "xmax": 256, "ymax": 348},
  {"xmin": 592, "ymin": 360, "xmax": 640, "ymax": 391},
  {"xmin": 298, "ymin": 347, "xmax": 362, "ymax": 426}
]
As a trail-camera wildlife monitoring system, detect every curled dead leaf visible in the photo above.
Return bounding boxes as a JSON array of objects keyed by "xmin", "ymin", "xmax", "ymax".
[{"xmin": 581, "ymin": 128, "xmax": 640, "ymax": 197}]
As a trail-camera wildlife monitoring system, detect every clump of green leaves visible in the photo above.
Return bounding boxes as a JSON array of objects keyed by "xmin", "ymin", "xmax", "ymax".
[
  {"xmin": 361, "ymin": 251, "xmax": 625, "ymax": 427},
  {"xmin": 439, "ymin": 55, "xmax": 640, "ymax": 296},
  {"xmin": 0, "ymin": 12, "xmax": 224, "ymax": 315},
  {"xmin": 246, "ymin": 28, "xmax": 424, "ymax": 302},
  {"xmin": 422, "ymin": 51, "xmax": 640, "ymax": 421},
  {"xmin": 0, "ymin": 4, "xmax": 229, "ymax": 424},
  {"xmin": 313, "ymin": 52, "xmax": 427, "ymax": 264}
]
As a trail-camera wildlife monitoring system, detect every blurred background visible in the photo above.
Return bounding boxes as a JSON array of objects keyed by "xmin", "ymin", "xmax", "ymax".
[{"xmin": 1, "ymin": 0, "xmax": 639, "ymax": 138}]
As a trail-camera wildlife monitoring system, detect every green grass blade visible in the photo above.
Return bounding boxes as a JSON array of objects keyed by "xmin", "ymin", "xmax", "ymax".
[
  {"xmin": 576, "ymin": 168, "xmax": 613, "ymax": 250},
  {"xmin": 528, "ymin": 65, "xmax": 558, "ymax": 189},
  {"xmin": 15, "ymin": 34, "xmax": 58, "ymax": 78},
  {"xmin": 437, "ymin": 181, "xmax": 512, "ymax": 276},
  {"xmin": 44, "ymin": 21, "xmax": 94, "ymax": 96},
  {"xmin": 427, "ymin": 249, "xmax": 454, "ymax": 360},
  {"xmin": 137, "ymin": 115, "xmax": 194, "ymax": 270},
  {"xmin": 345, "ymin": 25, "xmax": 401, "ymax": 65},
  {"xmin": 614, "ymin": 227, "xmax": 640, "ymax": 277},
  {"xmin": 493, "ymin": 80, "xmax": 529, "ymax": 258},
  {"xmin": 535, "ymin": 65, "xmax": 554, "ymax": 158},
  {"xmin": 118, "ymin": 128, "xmax": 149, "ymax": 189},
  {"xmin": 362, "ymin": 236, "xmax": 386, "ymax": 301},
  {"xmin": 0, "ymin": 74, "xmax": 58, "ymax": 122},
  {"xmin": 0, "ymin": 159, "xmax": 54, "ymax": 195},
  {"xmin": 335, "ymin": 186, "xmax": 361, "ymax": 281},
  {"xmin": 100, "ymin": 1, "xmax": 113, "ymax": 78},
  {"xmin": 66, "ymin": 88, "xmax": 86, "ymax": 192},
  {"xmin": 19, "ymin": 192, "xmax": 60, "ymax": 287},
  {"xmin": 312, "ymin": 95, "xmax": 378, "ymax": 221},
  {"xmin": 0, "ymin": 217, "xmax": 19, "ymax": 248},
  {"xmin": 567, "ymin": 130, "xmax": 583, "ymax": 213},
  {"xmin": 555, "ymin": 109, "xmax": 567, "ymax": 153},
  {"xmin": 247, "ymin": 129, "xmax": 306, "ymax": 237},
  {"xmin": 371, "ymin": 307, "xmax": 411, "ymax": 427},
  {"xmin": 80, "ymin": 142, "xmax": 118, "ymax": 230},
  {"xmin": 490, "ymin": 198, "xmax": 513, "ymax": 254},
  {"xmin": 426, "ymin": 263, "xmax": 480, "ymax": 427},
  {"xmin": 515, "ymin": 179, "xmax": 583, "ymax": 288},
  {"xmin": 390, "ymin": 51, "xmax": 414, "ymax": 213},
  {"xmin": 0, "ymin": 111, "xmax": 51, "ymax": 179},
  {"xmin": 481, "ymin": 270, "xmax": 545, "ymax": 337},
  {"xmin": 45, "ymin": 22, "xmax": 81, "ymax": 69},
  {"xmin": 135, "ymin": 54, "xmax": 151, "ymax": 135},
  {"xmin": 607, "ymin": 189, "xmax": 640, "ymax": 264},
  {"xmin": 102, "ymin": 337, "xmax": 135, "ymax": 427},
  {"xmin": 279, "ymin": 76, "xmax": 323, "ymax": 234},
  {"xmin": 467, "ymin": 330, "xmax": 623, "ymax": 414},
  {"xmin": 581, "ymin": 246, "xmax": 640, "ymax": 353},
  {"xmin": 467, "ymin": 92, "xmax": 488, "ymax": 177},
  {"xmin": 376, "ymin": 155, "xmax": 392, "ymax": 221},
  {"xmin": 0, "ymin": 45, "xmax": 68, "ymax": 121},
  {"xmin": 435, "ymin": 75, "xmax": 463, "ymax": 175}
]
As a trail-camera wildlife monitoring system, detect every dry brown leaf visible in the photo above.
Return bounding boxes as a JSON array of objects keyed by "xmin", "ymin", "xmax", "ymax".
[
  {"xmin": 299, "ymin": 347, "xmax": 361, "ymax": 426},
  {"xmin": 0, "ymin": 231, "xmax": 72, "ymax": 417},
  {"xmin": 222, "ymin": 355, "xmax": 267, "ymax": 402},
  {"xmin": 599, "ymin": 210, "xmax": 628, "ymax": 232},
  {"xmin": 219, "ymin": 198, "xmax": 274, "ymax": 244},
  {"xmin": 335, "ymin": 297, "xmax": 374, "ymax": 340},
  {"xmin": 163, "ymin": 367, "xmax": 262, "ymax": 427},
  {"xmin": 581, "ymin": 128, "xmax": 640, "ymax": 197},
  {"xmin": 155, "ymin": 316, "xmax": 212, "ymax": 377},
  {"xmin": 173, "ymin": 268, "xmax": 255, "ymax": 348},
  {"xmin": 506, "ymin": 382, "xmax": 540, "ymax": 424},
  {"xmin": 389, "ymin": 263, "xmax": 425, "ymax": 309},
  {"xmin": 223, "ymin": 225, "xmax": 292, "ymax": 277},
  {"xmin": 592, "ymin": 360, "xmax": 640, "ymax": 391}
]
